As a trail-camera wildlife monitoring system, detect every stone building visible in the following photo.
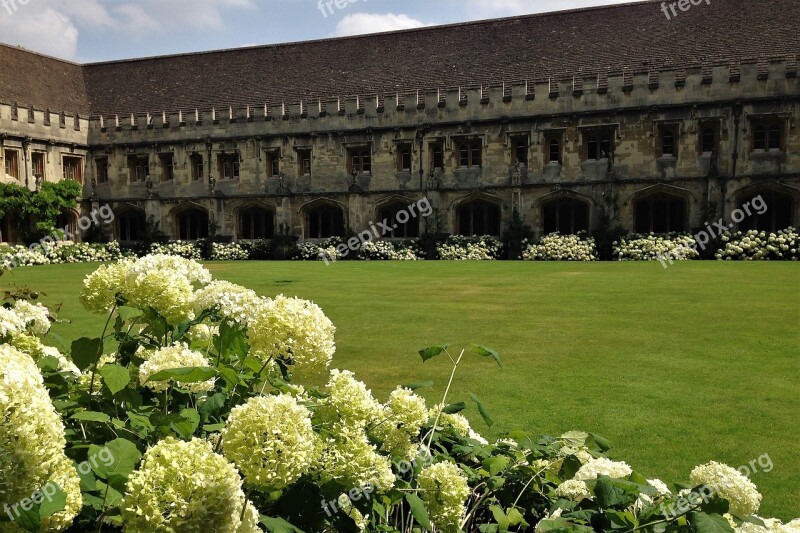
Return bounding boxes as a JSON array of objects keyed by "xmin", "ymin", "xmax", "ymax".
[{"xmin": 1, "ymin": 0, "xmax": 799, "ymax": 245}]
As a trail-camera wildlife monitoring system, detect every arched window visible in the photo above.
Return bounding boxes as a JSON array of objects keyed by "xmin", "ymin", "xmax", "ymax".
[
  {"xmin": 635, "ymin": 195, "xmax": 687, "ymax": 233},
  {"xmin": 117, "ymin": 211, "xmax": 146, "ymax": 242},
  {"xmin": 239, "ymin": 208, "xmax": 275, "ymax": 239},
  {"xmin": 378, "ymin": 203, "xmax": 419, "ymax": 238},
  {"xmin": 542, "ymin": 199, "xmax": 590, "ymax": 234},
  {"xmin": 306, "ymin": 205, "xmax": 345, "ymax": 239},
  {"xmin": 176, "ymin": 208, "xmax": 209, "ymax": 240},
  {"xmin": 739, "ymin": 191, "xmax": 794, "ymax": 232},
  {"xmin": 457, "ymin": 200, "xmax": 500, "ymax": 236}
]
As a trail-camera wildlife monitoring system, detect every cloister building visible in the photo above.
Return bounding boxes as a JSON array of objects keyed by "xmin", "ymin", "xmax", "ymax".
[{"xmin": 1, "ymin": 0, "xmax": 799, "ymax": 245}]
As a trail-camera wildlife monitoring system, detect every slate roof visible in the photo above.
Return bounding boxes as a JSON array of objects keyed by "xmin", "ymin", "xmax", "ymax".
[{"xmin": 1, "ymin": 0, "xmax": 799, "ymax": 117}]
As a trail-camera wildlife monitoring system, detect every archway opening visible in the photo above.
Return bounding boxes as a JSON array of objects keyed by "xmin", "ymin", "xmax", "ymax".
[
  {"xmin": 305, "ymin": 204, "xmax": 345, "ymax": 239},
  {"xmin": 176, "ymin": 208, "xmax": 210, "ymax": 240},
  {"xmin": 457, "ymin": 200, "xmax": 500, "ymax": 236},
  {"xmin": 239, "ymin": 208, "xmax": 275, "ymax": 239},
  {"xmin": 635, "ymin": 194, "xmax": 687, "ymax": 233},
  {"xmin": 738, "ymin": 191, "xmax": 794, "ymax": 232},
  {"xmin": 378, "ymin": 202, "xmax": 419, "ymax": 238},
  {"xmin": 542, "ymin": 199, "xmax": 589, "ymax": 234}
]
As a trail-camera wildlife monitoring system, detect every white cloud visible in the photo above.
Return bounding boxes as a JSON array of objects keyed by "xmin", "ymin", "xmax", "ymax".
[
  {"xmin": 0, "ymin": 7, "xmax": 79, "ymax": 59},
  {"xmin": 55, "ymin": 0, "xmax": 116, "ymax": 28},
  {"xmin": 118, "ymin": 0, "xmax": 257, "ymax": 33},
  {"xmin": 114, "ymin": 4, "xmax": 161, "ymax": 34},
  {"xmin": 0, "ymin": 0, "xmax": 258, "ymax": 58},
  {"xmin": 333, "ymin": 13, "xmax": 428, "ymax": 37}
]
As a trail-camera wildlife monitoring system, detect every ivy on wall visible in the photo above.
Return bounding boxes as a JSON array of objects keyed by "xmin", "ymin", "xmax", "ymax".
[{"xmin": 0, "ymin": 181, "xmax": 82, "ymax": 242}]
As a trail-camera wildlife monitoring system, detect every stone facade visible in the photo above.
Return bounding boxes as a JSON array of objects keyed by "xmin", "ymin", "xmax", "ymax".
[{"xmin": 1, "ymin": 4, "xmax": 799, "ymax": 245}]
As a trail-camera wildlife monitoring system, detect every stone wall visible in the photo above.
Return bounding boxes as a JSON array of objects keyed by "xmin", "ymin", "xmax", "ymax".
[{"xmin": 1, "ymin": 59, "xmax": 798, "ymax": 243}]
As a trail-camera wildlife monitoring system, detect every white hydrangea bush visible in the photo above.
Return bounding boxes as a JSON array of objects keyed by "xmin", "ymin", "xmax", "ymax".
[
  {"xmin": 523, "ymin": 232, "xmax": 598, "ymax": 261},
  {"xmin": 716, "ymin": 228, "xmax": 799, "ymax": 261},
  {"xmin": 150, "ymin": 240, "xmax": 203, "ymax": 259},
  {"xmin": 211, "ymin": 242, "xmax": 250, "ymax": 261},
  {"xmin": 0, "ymin": 244, "xmax": 51, "ymax": 267},
  {"xmin": 437, "ymin": 236, "xmax": 502, "ymax": 260},
  {"xmin": 614, "ymin": 233, "xmax": 700, "ymax": 261}
]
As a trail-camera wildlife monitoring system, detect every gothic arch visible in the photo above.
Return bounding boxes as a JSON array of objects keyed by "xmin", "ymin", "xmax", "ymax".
[
  {"xmin": 732, "ymin": 181, "xmax": 799, "ymax": 231},
  {"xmin": 632, "ymin": 186, "xmax": 692, "ymax": 234},
  {"xmin": 232, "ymin": 201, "xmax": 276, "ymax": 240},
  {"xmin": 113, "ymin": 203, "xmax": 147, "ymax": 242},
  {"xmin": 170, "ymin": 202, "xmax": 210, "ymax": 240},
  {"xmin": 452, "ymin": 194, "xmax": 503, "ymax": 237},
  {"xmin": 299, "ymin": 198, "xmax": 347, "ymax": 239},
  {"xmin": 536, "ymin": 190, "xmax": 593, "ymax": 234}
]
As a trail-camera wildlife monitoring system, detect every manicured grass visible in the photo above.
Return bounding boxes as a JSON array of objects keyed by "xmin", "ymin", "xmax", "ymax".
[{"xmin": 2, "ymin": 261, "xmax": 799, "ymax": 519}]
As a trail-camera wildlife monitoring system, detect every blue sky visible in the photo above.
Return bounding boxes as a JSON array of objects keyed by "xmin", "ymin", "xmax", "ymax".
[{"xmin": 0, "ymin": 0, "xmax": 642, "ymax": 63}]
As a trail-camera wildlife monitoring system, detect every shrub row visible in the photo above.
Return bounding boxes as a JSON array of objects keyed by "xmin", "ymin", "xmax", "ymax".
[{"xmin": 2, "ymin": 228, "xmax": 797, "ymax": 268}]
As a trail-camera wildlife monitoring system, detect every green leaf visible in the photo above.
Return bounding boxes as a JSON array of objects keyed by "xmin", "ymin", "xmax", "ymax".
[
  {"xmin": 490, "ymin": 505, "xmax": 510, "ymax": 531},
  {"xmin": 442, "ymin": 402, "xmax": 466, "ymax": 414},
  {"xmin": 95, "ymin": 480, "xmax": 124, "ymax": 507},
  {"xmin": 418, "ymin": 343, "xmax": 451, "ymax": 362},
  {"xmin": 218, "ymin": 366, "xmax": 240, "ymax": 389},
  {"xmin": 560, "ymin": 431, "xmax": 590, "ymax": 447},
  {"xmin": 170, "ymin": 409, "xmax": 201, "ymax": 440},
  {"xmin": 126, "ymin": 412, "xmax": 154, "ymax": 434},
  {"xmin": 469, "ymin": 393, "xmax": 494, "ymax": 426},
  {"xmin": 486, "ymin": 476, "xmax": 506, "ymax": 490},
  {"xmin": 473, "ymin": 344, "xmax": 503, "ymax": 368},
  {"xmin": 605, "ymin": 510, "xmax": 636, "ymax": 529},
  {"xmin": 506, "ymin": 507, "xmax": 529, "ymax": 528},
  {"xmin": 405, "ymin": 493, "xmax": 432, "ymax": 530},
  {"xmin": 689, "ymin": 512, "xmax": 735, "ymax": 533},
  {"xmin": 217, "ymin": 321, "xmax": 249, "ymax": 358},
  {"xmin": 88, "ymin": 438, "xmax": 142, "ymax": 491},
  {"xmin": 146, "ymin": 367, "xmax": 216, "ymax": 384},
  {"xmin": 594, "ymin": 476, "xmax": 640, "ymax": 508},
  {"xmin": 12, "ymin": 483, "xmax": 66, "ymax": 532},
  {"xmin": 72, "ymin": 411, "xmax": 111, "ymax": 423},
  {"xmin": 402, "ymin": 380, "xmax": 434, "ymax": 390},
  {"xmin": 38, "ymin": 484, "xmax": 67, "ymax": 520},
  {"xmin": 700, "ymin": 495, "xmax": 731, "ymax": 516},
  {"xmin": 203, "ymin": 423, "xmax": 226, "ymax": 432},
  {"xmin": 261, "ymin": 516, "xmax": 306, "ymax": 533},
  {"xmin": 76, "ymin": 459, "xmax": 97, "ymax": 492},
  {"xmin": 99, "ymin": 364, "xmax": 131, "ymax": 395},
  {"xmin": 37, "ymin": 356, "xmax": 60, "ymax": 373},
  {"xmin": 484, "ymin": 456, "xmax": 510, "ymax": 476},
  {"xmin": 589, "ymin": 432, "xmax": 612, "ymax": 452},
  {"xmin": 533, "ymin": 518, "xmax": 595, "ymax": 532},
  {"xmin": 70, "ymin": 337, "xmax": 103, "ymax": 371},
  {"xmin": 198, "ymin": 392, "xmax": 227, "ymax": 423}
]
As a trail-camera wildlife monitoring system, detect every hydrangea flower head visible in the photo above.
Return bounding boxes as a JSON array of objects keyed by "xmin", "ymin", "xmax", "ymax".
[
  {"xmin": 222, "ymin": 394, "xmax": 318, "ymax": 489},
  {"xmin": 139, "ymin": 343, "xmax": 214, "ymax": 393},
  {"xmin": 418, "ymin": 462, "xmax": 471, "ymax": 532},
  {"xmin": 248, "ymin": 295, "xmax": 335, "ymax": 371},
  {"xmin": 121, "ymin": 437, "xmax": 248, "ymax": 532},
  {"xmin": 573, "ymin": 457, "xmax": 633, "ymax": 481},
  {"xmin": 690, "ymin": 461, "xmax": 762, "ymax": 516}
]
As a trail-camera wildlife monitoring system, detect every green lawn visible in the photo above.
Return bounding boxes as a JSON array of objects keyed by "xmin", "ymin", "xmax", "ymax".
[{"xmin": 2, "ymin": 261, "xmax": 799, "ymax": 519}]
